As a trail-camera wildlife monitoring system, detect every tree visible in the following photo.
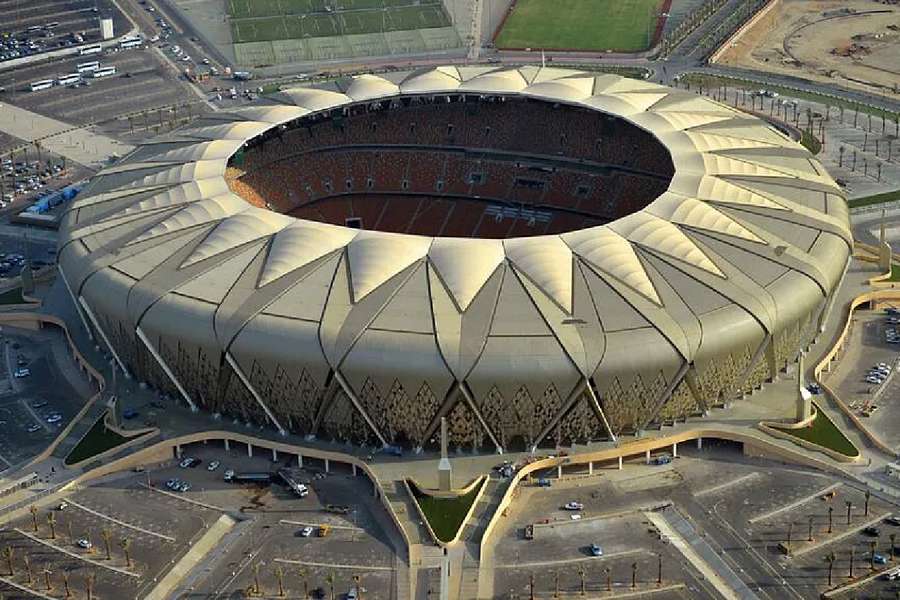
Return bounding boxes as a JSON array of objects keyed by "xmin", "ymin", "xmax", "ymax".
[
  {"xmin": 554, "ymin": 570, "xmax": 559, "ymax": 598},
  {"xmin": 101, "ymin": 529, "xmax": 112, "ymax": 560},
  {"xmin": 86, "ymin": 572, "xmax": 95, "ymax": 600},
  {"xmin": 828, "ymin": 506, "xmax": 834, "ymax": 534},
  {"xmin": 326, "ymin": 571, "xmax": 335, "ymax": 600},
  {"xmin": 865, "ymin": 490, "xmax": 871, "ymax": 517},
  {"xmin": 44, "ymin": 569, "xmax": 53, "ymax": 591},
  {"xmin": 3, "ymin": 546, "xmax": 14, "ymax": 576},
  {"xmin": 631, "ymin": 562, "xmax": 638, "ymax": 589},
  {"xmin": 23, "ymin": 555, "xmax": 32, "ymax": 585},
  {"xmin": 47, "ymin": 513, "xmax": 57, "ymax": 540},
  {"xmin": 298, "ymin": 567, "xmax": 309, "ymax": 599},
  {"xmin": 787, "ymin": 522, "xmax": 794, "ymax": 554},
  {"xmin": 825, "ymin": 552, "xmax": 836, "ymax": 586},
  {"xmin": 808, "ymin": 515, "xmax": 814, "ymax": 542},
  {"xmin": 353, "ymin": 574, "xmax": 362, "ymax": 600},
  {"xmin": 849, "ymin": 547, "xmax": 855, "ymax": 578},
  {"xmin": 870, "ymin": 540, "xmax": 878, "ymax": 571},
  {"xmin": 605, "ymin": 567, "xmax": 611, "ymax": 592},
  {"xmin": 29, "ymin": 505, "xmax": 39, "ymax": 533},
  {"xmin": 578, "ymin": 568, "xmax": 585, "ymax": 596},
  {"xmin": 846, "ymin": 501, "xmax": 853, "ymax": 525},
  {"xmin": 275, "ymin": 565, "xmax": 285, "ymax": 597},
  {"xmin": 253, "ymin": 563, "xmax": 261, "ymax": 596},
  {"xmin": 63, "ymin": 570, "xmax": 72, "ymax": 598},
  {"xmin": 657, "ymin": 553, "xmax": 663, "ymax": 585},
  {"xmin": 120, "ymin": 537, "xmax": 132, "ymax": 568},
  {"xmin": 529, "ymin": 572, "xmax": 535, "ymax": 600}
]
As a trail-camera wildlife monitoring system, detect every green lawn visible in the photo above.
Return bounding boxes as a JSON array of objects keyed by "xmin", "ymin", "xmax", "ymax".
[
  {"xmin": 64, "ymin": 413, "xmax": 149, "ymax": 465},
  {"xmin": 0, "ymin": 287, "xmax": 26, "ymax": 305},
  {"xmin": 800, "ymin": 130, "xmax": 821, "ymax": 155},
  {"xmin": 409, "ymin": 478, "xmax": 485, "ymax": 543},
  {"xmin": 495, "ymin": 0, "xmax": 664, "ymax": 52},
  {"xmin": 772, "ymin": 404, "xmax": 859, "ymax": 458},
  {"xmin": 888, "ymin": 263, "xmax": 900, "ymax": 282},
  {"xmin": 846, "ymin": 189, "xmax": 900, "ymax": 209}
]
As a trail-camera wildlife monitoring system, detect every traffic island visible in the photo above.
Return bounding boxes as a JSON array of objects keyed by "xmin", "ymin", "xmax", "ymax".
[
  {"xmin": 406, "ymin": 476, "xmax": 487, "ymax": 545},
  {"xmin": 64, "ymin": 411, "xmax": 156, "ymax": 467},
  {"xmin": 760, "ymin": 403, "xmax": 860, "ymax": 462}
]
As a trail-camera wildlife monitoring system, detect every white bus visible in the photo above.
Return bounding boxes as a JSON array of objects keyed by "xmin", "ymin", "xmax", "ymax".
[
  {"xmin": 120, "ymin": 38, "xmax": 142, "ymax": 49},
  {"xmin": 76, "ymin": 60, "xmax": 100, "ymax": 73},
  {"xmin": 29, "ymin": 80, "xmax": 53, "ymax": 92},
  {"xmin": 79, "ymin": 44, "xmax": 102, "ymax": 56},
  {"xmin": 92, "ymin": 66, "xmax": 116, "ymax": 78},
  {"xmin": 57, "ymin": 74, "xmax": 81, "ymax": 86}
]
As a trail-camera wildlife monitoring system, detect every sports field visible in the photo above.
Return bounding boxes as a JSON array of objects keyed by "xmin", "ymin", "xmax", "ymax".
[
  {"xmin": 228, "ymin": 0, "xmax": 452, "ymax": 43},
  {"xmin": 494, "ymin": 0, "xmax": 666, "ymax": 52}
]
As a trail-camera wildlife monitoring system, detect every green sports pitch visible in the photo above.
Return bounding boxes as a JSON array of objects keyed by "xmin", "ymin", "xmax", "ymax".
[
  {"xmin": 228, "ymin": 0, "xmax": 452, "ymax": 43},
  {"xmin": 494, "ymin": 0, "xmax": 666, "ymax": 52}
]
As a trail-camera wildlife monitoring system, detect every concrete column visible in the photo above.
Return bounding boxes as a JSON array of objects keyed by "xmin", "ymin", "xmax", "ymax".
[
  {"xmin": 645, "ymin": 449, "xmax": 651, "ymax": 464},
  {"xmin": 557, "ymin": 464, "xmax": 562, "ymax": 478},
  {"xmin": 588, "ymin": 462, "xmax": 593, "ymax": 475},
  {"xmin": 272, "ymin": 448, "xmax": 278, "ymax": 462},
  {"xmin": 696, "ymin": 437, "xmax": 702, "ymax": 450},
  {"xmin": 224, "ymin": 439, "xmax": 230, "ymax": 451},
  {"xmin": 297, "ymin": 454, "xmax": 303, "ymax": 467},
  {"xmin": 247, "ymin": 443, "xmax": 253, "ymax": 457},
  {"xmin": 618, "ymin": 456, "xmax": 623, "ymax": 470},
  {"xmin": 325, "ymin": 458, "xmax": 330, "ymax": 473},
  {"xmin": 352, "ymin": 463, "xmax": 357, "ymax": 476},
  {"xmin": 672, "ymin": 442, "xmax": 678, "ymax": 458},
  {"xmin": 175, "ymin": 444, "xmax": 182, "ymax": 459}
]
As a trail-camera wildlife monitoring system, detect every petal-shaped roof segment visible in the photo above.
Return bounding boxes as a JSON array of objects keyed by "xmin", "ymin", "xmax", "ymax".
[
  {"xmin": 345, "ymin": 74, "xmax": 400, "ymax": 101},
  {"xmin": 562, "ymin": 227, "xmax": 660, "ymax": 305},
  {"xmin": 428, "ymin": 238, "xmax": 505, "ymax": 311},
  {"xmin": 258, "ymin": 221, "xmax": 357, "ymax": 287},
  {"xmin": 182, "ymin": 210, "xmax": 293, "ymax": 268},
  {"xmin": 611, "ymin": 212, "xmax": 724, "ymax": 277},
  {"xmin": 504, "ymin": 236, "xmax": 573, "ymax": 313},
  {"xmin": 347, "ymin": 231, "xmax": 432, "ymax": 303}
]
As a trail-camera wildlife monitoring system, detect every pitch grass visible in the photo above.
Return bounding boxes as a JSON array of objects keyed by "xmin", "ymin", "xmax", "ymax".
[
  {"xmin": 847, "ymin": 189, "xmax": 900, "ymax": 209},
  {"xmin": 772, "ymin": 404, "xmax": 859, "ymax": 458},
  {"xmin": 0, "ymin": 287, "xmax": 25, "ymax": 304},
  {"xmin": 65, "ymin": 413, "xmax": 150, "ymax": 465},
  {"xmin": 409, "ymin": 478, "xmax": 485, "ymax": 543},
  {"xmin": 495, "ymin": 0, "xmax": 664, "ymax": 52}
]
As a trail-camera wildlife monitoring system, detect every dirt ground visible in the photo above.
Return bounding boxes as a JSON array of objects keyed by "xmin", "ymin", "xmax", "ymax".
[{"xmin": 715, "ymin": 0, "xmax": 900, "ymax": 97}]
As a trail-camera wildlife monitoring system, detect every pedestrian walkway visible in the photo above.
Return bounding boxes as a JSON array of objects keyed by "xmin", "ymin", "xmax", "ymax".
[{"xmin": 0, "ymin": 103, "xmax": 132, "ymax": 169}]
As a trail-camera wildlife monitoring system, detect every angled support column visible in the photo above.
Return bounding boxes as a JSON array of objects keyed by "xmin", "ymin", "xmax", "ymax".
[
  {"xmin": 59, "ymin": 266, "xmax": 93, "ymax": 342},
  {"xmin": 333, "ymin": 370, "xmax": 388, "ymax": 447},
  {"xmin": 136, "ymin": 326, "xmax": 198, "ymax": 412},
  {"xmin": 458, "ymin": 382, "xmax": 503, "ymax": 453},
  {"xmin": 584, "ymin": 381, "xmax": 617, "ymax": 443},
  {"xmin": 225, "ymin": 352, "xmax": 286, "ymax": 436},
  {"xmin": 78, "ymin": 295, "xmax": 128, "ymax": 376}
]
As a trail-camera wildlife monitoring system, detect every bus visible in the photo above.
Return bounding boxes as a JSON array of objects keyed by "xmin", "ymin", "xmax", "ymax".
[
  {"xmin": 79, "ymin": 44, "xmax": 102, "ymax": 56},
  {"xmin": 92, "ymin": 66, "xmax": 116, "ymax": 78},
  {"xmin": 57, "ymin": 74, "xmax": 81, "ymax": 86},
  {"xmin": 120, "ymin": 38, "xmax": 142, "ymax": 49},
  {"xmin": 29, "ymin": 80, "xmax": 53, "ymax": 92},
  {"xmin": 76, "ymin": 60, "xmax": 100, "ymax": 73}
]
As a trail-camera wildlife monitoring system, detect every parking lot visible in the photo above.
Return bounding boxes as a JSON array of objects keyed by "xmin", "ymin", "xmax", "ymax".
[
  {"xmin": 0, "ymin": 327, "xmax": 89, "ymax": 471},
  {"xmin": 826, "ymin": 309, "xmax": 900, "ymax": 450},
  {"xmin": 0, "ymin": 0, "xmax": 129, "ymax": 66},
  {"xmin": 488, "ymin": 441, "xmax": 900, "ymax": 600}
]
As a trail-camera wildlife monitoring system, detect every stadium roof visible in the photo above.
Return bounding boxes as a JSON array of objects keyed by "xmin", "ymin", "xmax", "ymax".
[{"xmin": 59, "ymin": 67, "xmax": 851, "ymax": 393}]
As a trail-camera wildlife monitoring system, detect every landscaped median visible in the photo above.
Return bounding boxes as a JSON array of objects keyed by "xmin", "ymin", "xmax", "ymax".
[
  {"xmin": 406, "ymin": 476, "xmax": 487, "ymax": 545},
  {"xmin": 759, "ymin": 403, "xmax": 860, "ymax": 462},
  {"xmin": 65, "ymin": 411, "xmax": 157, "ymax": 467}
]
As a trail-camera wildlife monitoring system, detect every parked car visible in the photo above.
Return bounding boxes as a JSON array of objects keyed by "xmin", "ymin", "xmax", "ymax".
[
  {"xmin": 299, "ymin": 526, "xmax": 313, "ymax": 537},
  {"xmin": 564, "ymin": 501, "xmax": 584, "ymax": 511},
  {"xmin": 885, "ymin": 516, "xmax": 900, "ymax": 526},
  {"xmin": 590, "ymin": 543, "xmax": 603, "ymax": 557},
  {"xmin": 14, "ymin": 367, "xmax": 30, "ymax": 378},
  {"xmin": 27, "ymin": 424, "xmax": 41, "ymax": 433},
  {"xmin": 76, "ymin": 538, "xmax": 92, "ymax": 549},
  {"xmin": 864, "ymin": 526, "xmax": 881, "ymax": 537},
  {"xmin": 207, "ymin": 460, "xmax": 220, "ymax": 471}
]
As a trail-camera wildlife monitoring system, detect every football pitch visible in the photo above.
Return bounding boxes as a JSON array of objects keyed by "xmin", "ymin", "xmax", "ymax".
[
  {"xmin": 494, "ymin": 0, "xmax": 666, "ymax": 52},
  {"xmin": 228, "ymin": 0, "xmax": 452, "ymax": 43}
]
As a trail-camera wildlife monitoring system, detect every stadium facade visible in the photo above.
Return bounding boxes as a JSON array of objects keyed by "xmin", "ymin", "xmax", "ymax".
[{"xmin": 59, "ymin": 67, "xmax": 851, "ymax": 452}]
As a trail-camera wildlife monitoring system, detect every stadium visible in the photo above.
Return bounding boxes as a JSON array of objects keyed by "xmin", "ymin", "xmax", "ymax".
[{"xmin": 58, "ymin": 66, "xmax": 851, "ymax": 454}]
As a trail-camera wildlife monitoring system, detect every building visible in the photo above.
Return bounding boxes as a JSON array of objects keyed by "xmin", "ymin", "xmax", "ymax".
[{"xmin": 58, "ymin": 67, "xmax": 851, "ymax": 453}]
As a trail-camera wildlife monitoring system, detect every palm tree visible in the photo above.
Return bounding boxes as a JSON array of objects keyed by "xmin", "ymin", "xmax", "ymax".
[
  {"xmin": 101, "ymin": 529, "xmax": 112, "ymax": 560},
  {"xmin": 275, "ymin": 565, "xmax": 285, "ymax": 597},
  {"xmin": 23, "ymin": 555, "xmax": 32, "ymax": 585},
  {"xmin": 298, "ymin": 567, "xmax": 309, "ymax": 599},
  {"xmin": 47, "ymin": 513, "xmax": 57, "ymax": 540},
  {"xmin": 578, "ymin": 568, "xmax": 585, "ymax": 596},
  {"xmin": 605, "ymin": 567, "xmax": 611, "ymax": 592},
  {"xmin": 846, "ymin": 501, "xmax": 853, "ymax": 526},
  {"xmin": 120, "ymin": 538, "xmax": 132, "ymax": 568},
  {"xmin": 353, "ymin": 574, "xmax": 362, "ymax": 600},
  {"xmin": 253, "ymin": 563, "xmax": 261, "ymax": 596},
  {"xmin": 870, "ymin": 540, "xmax": 878, "ymax": 571},
  {"xmin": 3, "ymin": 546, "xmax": 14, "ymax": 576},
  {"xmin": 63, "ymin": 570, "xmax": 72, "ymax": 598},
  {"xmin": 657, "ymin": 553, "xmax": 663, "ymax": 585},
  {"xmin": 631, "ymin": 562, "xmax": 638, "ymax": 589},
  {"xmin": 808, "ymin": 515, "xmax": 814, "ymax": 542},
  {"xmin": 787, "ymin": 522, "xmax": 794, "ymax": 554},
  {"xmin": 825, "ymin": 552, "xmax": 836, "ymax": 586},
  {"xmin": 529, "ymin": 572, "xmax": 535, "ymax": 600},
  {"xmin": 849, "ymin": 547, "xmax": 855, "ymax": 578},
  {"xmin": 865, "ymin": 490, "xmax": 871, "ymax": 517},
  {"xmin": 326, "ymin": 571, "xmax": 335, "ymax": 600},
  {"xmin": 29, "ymin": 505, "xmax": 39, "ymax": 532},
  {"xmin": 554, "ymin": 570, "xmax": 559, "ymax": 598},
  {"xmin": 86, "ymin": 572, "xmax": 95, "ymax": 600},
  {"xmin": 43, "ymin": 568, "xmax": 53, "ymax": 591},
  {"xmin": 828, "ymin": 506, "xmax": 834, "ymax": 533}
]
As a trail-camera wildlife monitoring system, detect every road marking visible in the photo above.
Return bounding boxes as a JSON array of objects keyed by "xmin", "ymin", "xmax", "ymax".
[
  {"xmin": 694, "ymin": 473, "xmax": 761, "ymax": 498},
  {"xmin": 496, "ymin": 548, "xmax": 648, "ymax": 569},
  {"xmin": 0, "ymin": 574, "xmax": 58, "ymax": 599},
  {"xmin": 279, "ymin": 518, "xmax": 362, "ymax": 531},
  {"xmin": 14, "ymin": 528, "xmax": 140, "ymax": 577},
  {"xmin": 748, "ymin": 482, "xmax": 842, "ymax": 524},
  {"xmin": 791, "ymin": 513, "xmax": 892, "ymax": 558},
  {"xmin": 67, "ymin": 499, "xmax": 175, "ymax": 542},
  {"xmin": 274, "ymin": 558, "xmax": 396, "ymax": 571}
]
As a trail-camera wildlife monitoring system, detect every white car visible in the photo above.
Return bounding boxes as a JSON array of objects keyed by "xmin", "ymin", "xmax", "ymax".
[
  {"xmin": 207, "ymin": 460, "xmax": 220, "ymax": 471},
  {"xmin": 14, "ymin": 368, "xmax": 30, "ymax": 378},
  {"xmin": 179, "ymin": 457, "xmax": 194, "ymax": 468},
  {"xmin": 564, "ymin": 501, "xmax": 584, "ymax": 511},
  {"xmin": 77, "ymin": 538, "xmax": 92, "ymax": 549},
  {"xmin": 46, "ymin": 414, "xmax": 62, "ymax": 424},
  {"xmin": 299, "ymin": 526, "xmax": 313, "ymax": 537},
  {"xmin": 57, "ymin": 502, "xmax": 68, "ymax": 510}
]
